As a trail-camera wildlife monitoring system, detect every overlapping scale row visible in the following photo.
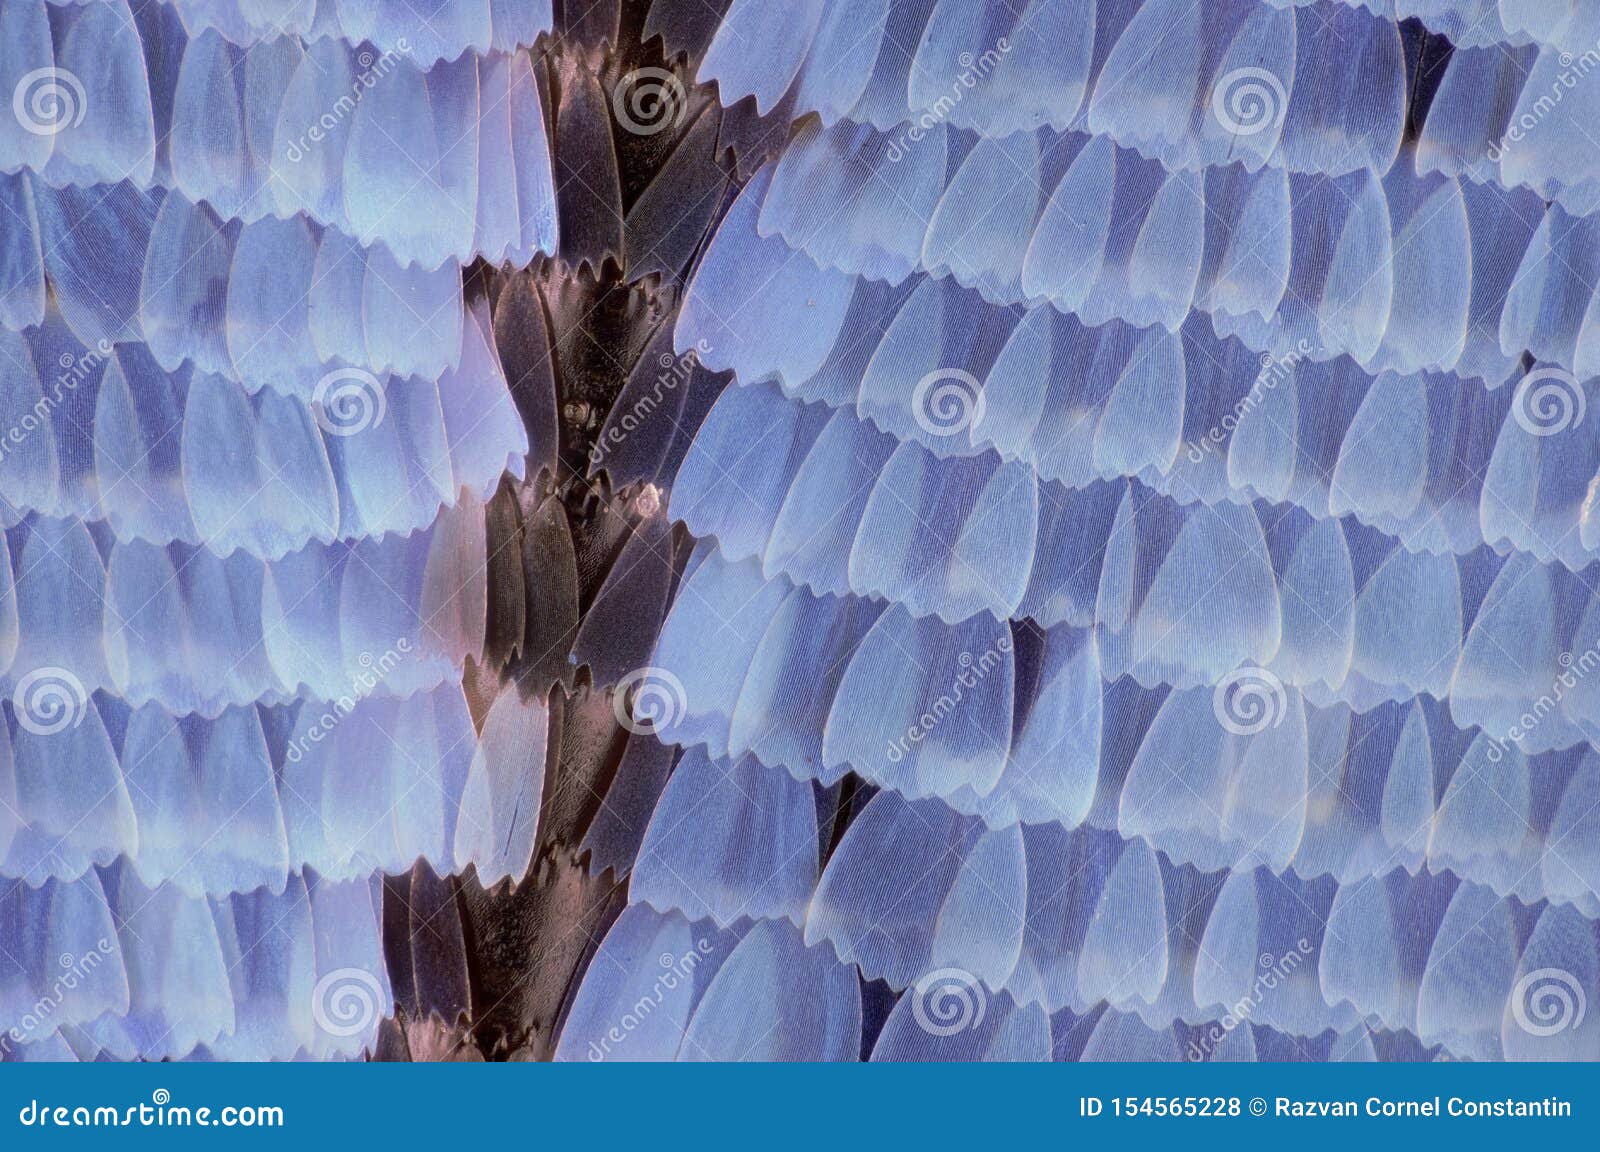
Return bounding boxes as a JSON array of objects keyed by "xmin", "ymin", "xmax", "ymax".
[
  {"xmin": 0, "ymin": 175, "xmax": 484, "ymax": 387},
  {"xmin": 0, "ymin": 495, "xmax": 486, "ymax": 714},
  {"xmin": 0, "ymin": 0, "xmax": 557, "ymax": 269},
  {"xmin": 672, "ymin": 2, "xmax": 1600, "ymax": 380},
  {"xmin": 554, "ymin": 0, "xmax": 1600, "ymax": 1061},
  {"xmin": 0, "ymin": 681, "xmax": 498, "ymax": 887},
  {"xmin": 102, "ymin": 0, "xmax": 554, "ymax": 64},
  {"xmin": 1265, "ymin": 0, "xmax": 1600, "ymax": 55},
  {"xmin": 670, "ymin": 0, "xmax": 1600, "ymax": 212},
  {"xmin": 665, "ymin": 0, "xmax": 1405, "ymax": 175},
  {"xmin": 641, "ymin": 544, "xmax": 1600, "ymax": 908},
  {"xmin": 682, "ymin": 151, "xmax": 1600, "ymax": 574},
  {"xmin": 1, "ymin": 866, "xmax": 389, "ymax": 1061},
  {"xmin": 668, "ymin": 382, "xmax": 1600, "ymax": 735},
  {"xmin": 0, "ymin": 500, "xmax": 551, "ymax": 1057},
  {"xmin": 681, "ymin": 273, "xmax": 1481, "ymax": 573},
  {"xmin": 0, "ymin": 0, "xmax": 556, "ymax": 1060},
  {"xmin": 801, "ymin": 798, "xmax": 1600, "ymax": 1062},
  {"xmin": 0, "ymin": 302, "xmax": 522, "ymax": 555},
  {"xmin": 0, "ymin": 669, "xmax": 554, "ymax": 899},
  {"xmin": 745, "ymin": 127, "xmax": 1560, "ymax": 387},
  {"xmin": 560, "ymin": 882, "xmax": 1598, "ymax": 1061}
]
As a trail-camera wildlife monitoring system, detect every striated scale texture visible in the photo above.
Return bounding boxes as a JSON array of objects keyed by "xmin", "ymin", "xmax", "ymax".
[{"xmin": 11, "ymin": 0, "xmax": 1600, "ymax": 1066}]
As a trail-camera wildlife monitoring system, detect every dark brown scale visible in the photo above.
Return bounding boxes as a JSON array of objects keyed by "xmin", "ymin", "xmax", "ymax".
[{"xmin": 376, "ymin": 0, "xmax": 829, "ymax": 1061}]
